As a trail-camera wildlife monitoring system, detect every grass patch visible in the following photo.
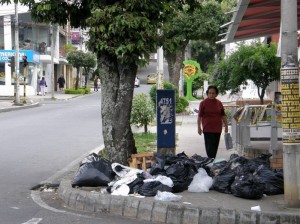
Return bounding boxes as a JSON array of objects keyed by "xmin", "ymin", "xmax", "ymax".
[{"xmin": 134, "ymin": 132, "xmax": 157, "ymax": 154}]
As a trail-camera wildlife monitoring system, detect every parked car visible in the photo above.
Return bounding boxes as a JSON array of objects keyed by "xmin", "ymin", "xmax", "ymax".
[
  {"xmin": 134, "ymin": 77, "xmax": 140, "ymax": 87},
  {"xmin": 147, "ymin": 73, "xmax": 157, "ymax": 84}
]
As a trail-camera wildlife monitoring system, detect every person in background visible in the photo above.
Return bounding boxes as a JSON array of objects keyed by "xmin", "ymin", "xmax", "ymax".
[
  {"xmin": 57, "ymin": 75, "xmax": 65, "ymax": 92},
  {"xmin": 37, "ymin": 76, "xmax": 41, "ymax": 95},
  {"xmin": 97, "ymin": 77, "xmax": 101, "ymax": 90},
  {"xmin": 39, "ymin": 77, "xmax": 47, "ymax": 96},
  {"xmin": 94, "ymin": 76, "xmax": 99, "ymax": 92},
  {"xmin": 197, "ymin": 85, "xmax": 229, "ymax": 159}
]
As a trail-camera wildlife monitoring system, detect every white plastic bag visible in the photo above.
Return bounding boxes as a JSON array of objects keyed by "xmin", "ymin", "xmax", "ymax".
[
  {"xmin": 154, "ymin": 191, "xmax": 182, "ymax": 202},
  {"xmin": 111, "ymin": 184, "xmax": 130, "ymax": 196},
  {"xmin": 188, "ymin": 168, "xmax": 213, "ymax": 193},
  {"xmin": 143, "ymin": 175, "xmax": 174, "ymax": 187}
]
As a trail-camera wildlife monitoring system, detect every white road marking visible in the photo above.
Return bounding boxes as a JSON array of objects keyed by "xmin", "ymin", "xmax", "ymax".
[
  {"xmin": 31, "ymin": 191, "xmax": 103, "ymax": 220},
  {"xmin": 21, "ymin": 218, "xmax": 42, "ymax": 224},
  {"xmin": 31, "ymin": 191, "xmax": 66, "ymax": 214}
]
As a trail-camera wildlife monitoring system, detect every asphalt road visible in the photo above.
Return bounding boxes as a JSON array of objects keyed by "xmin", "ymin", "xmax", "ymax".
[
  {"xmin": 0, "ymin": 62, "xmax": 167, "ymax": 224},
  {"xmin": 0, "ymin": 92, "xmax": 155, "ymax": 224}
]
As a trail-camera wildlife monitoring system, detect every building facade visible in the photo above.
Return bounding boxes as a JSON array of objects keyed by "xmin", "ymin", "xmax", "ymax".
[{"xmin": 0, "ymin": 5, "xmax": 73, "ymax": 96}]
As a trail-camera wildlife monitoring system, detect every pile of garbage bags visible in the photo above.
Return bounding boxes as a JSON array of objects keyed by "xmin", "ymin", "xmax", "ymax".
[
  {"xmin": 72, "ymin": 152, "xmax": 284, "ymax": 200},
  {"xmin": 211, "ymin": 154, "xmax": 284, "ymax": 199}
]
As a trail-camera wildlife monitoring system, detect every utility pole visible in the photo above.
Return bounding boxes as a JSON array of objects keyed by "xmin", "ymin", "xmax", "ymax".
[
  {"xmin": 156, "ymin": 47, "xmax": 164, "ymax": 90},
  {"xmin": 281, "ymin": 0, "xmax": 300, "ymax": 207},
  {"xmin": 14, "ymin": 2, "xmax": 20, "ymax": 105},
  {"xmin": 50, "ymin": 24, "xmax": 55, "ymax": 99}
]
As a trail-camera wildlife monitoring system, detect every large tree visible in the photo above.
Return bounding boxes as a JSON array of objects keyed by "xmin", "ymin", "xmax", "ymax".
[
  {"xmin": 10, "ymin": 0, "xmax": 198, "ymax": 165},
  {"xmin": 213, "ymin": 42, "xmax": 281, "ymax": 104},
  {"xmin": 162, "ymin": 0, "xmax": 227, "ymax": 88}
]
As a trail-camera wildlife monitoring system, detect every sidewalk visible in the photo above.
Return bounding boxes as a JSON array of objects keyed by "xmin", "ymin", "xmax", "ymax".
[
  {"xmin": 1, "ymin": 93, "xmax": 299, "ymax": 223},
  {"xmin": 58, "ymin": 113, "xmax": 299, "ymax": 223},
  {"xmin": 0, "ymin": 91, "xmax": 81, "ymax": 113}
]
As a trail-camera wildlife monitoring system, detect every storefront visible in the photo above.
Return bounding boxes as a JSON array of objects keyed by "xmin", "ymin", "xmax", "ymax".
[{"xmin": 0, "ymin": 49, "xmax": 40, "ymax": 96}]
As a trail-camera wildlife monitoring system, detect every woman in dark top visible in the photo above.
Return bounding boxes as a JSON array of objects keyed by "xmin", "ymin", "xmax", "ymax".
[{"xmin": 197, "ymin": 85, "xmax": 229, "ymax": 158}]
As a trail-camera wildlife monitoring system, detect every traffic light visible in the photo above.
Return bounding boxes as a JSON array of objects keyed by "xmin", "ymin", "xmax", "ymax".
[
  {"xmin": 8, "ymin": 56, "xmax": 15, "ymax": 73},
  {"xmin": 22, "ymin": 55, "xmax": 28, "ymax": 67}
]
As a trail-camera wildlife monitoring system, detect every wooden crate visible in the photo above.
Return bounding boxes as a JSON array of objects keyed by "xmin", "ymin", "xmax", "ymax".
[{"xmin": 130, "ymin": 152, "xmax": 155, "ymax": 172}]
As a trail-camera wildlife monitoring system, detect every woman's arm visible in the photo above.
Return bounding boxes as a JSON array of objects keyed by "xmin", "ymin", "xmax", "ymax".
[
  {"xmin": 197, "ymin": 115, "xmax": 202, "ymax": 135},
  {"xmin": 222, "ymin": 115, "xmax": 229, "ymax": 133}
]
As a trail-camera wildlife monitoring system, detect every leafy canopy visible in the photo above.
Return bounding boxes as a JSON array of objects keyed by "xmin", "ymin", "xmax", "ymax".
[
  {"xmin": 66, "ymin": 50, "xmax": 96, "ymax": 69},
  {"xmin": 130, "ymin": 93, "xmax": 155, "ymax": 133},
  {"xmin": 12, "ymin": 0, "xmax": 200, "ymax": 67},
  {"xmin": 212, "ymin": 42, "xmax": 281, "ymax": 103}
]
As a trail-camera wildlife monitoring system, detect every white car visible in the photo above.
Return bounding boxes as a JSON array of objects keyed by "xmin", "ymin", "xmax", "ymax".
[{"xmin": 134, "ymin": 77, "xmax": 140, "ymax": 87}]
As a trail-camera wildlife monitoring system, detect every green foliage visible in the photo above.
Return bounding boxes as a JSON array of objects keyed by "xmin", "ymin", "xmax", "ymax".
[
  {"xmin": 66, "ymin": 50, "xmax": 96, "ymax": 89},
  {"xmin": 65, "ymin": 87, "xmax": 91, "ymax": 94},
  {"xmin": 131, "ymin": 93, "xmax": 155, "ymax": 133},
  {"xmin": 191, "ymin": 40, "xmax": 215, "ymax": 73},
  {"xmin": 184, "ymin": 73, "xmax": 210, "ymax": 98},
  {"xmin": 66, "ymin": 50, "xmax": 96, "ymax": 70},
  {"xmin": 149, "ymin": 82, "xmax": 179, "ymax": 105},
  {"xmin": 149, "ymin": 82, "xmax": 189, "ymax": 113},
  {"xmin": 212, "ymin": 42, "xmax": 281, "ymax": 104},
  {"xmin": 133, "ymin": 132, "xmax": 157, "ymax": 153},
  {"xmin": 64, "ymin": 44, "xmax": 76, "ymax": 55},
  {"xmin": 176, "ymin": 97, "xmax": 189, "ymax": 113},
  {"xmin": 225, "ymin": 109, "xmax": 232, "ymax": 122}
]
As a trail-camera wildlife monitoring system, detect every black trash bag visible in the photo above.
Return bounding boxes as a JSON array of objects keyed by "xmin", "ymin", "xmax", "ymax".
[
  {"xmin": 209, "ymin": 160, "xmax": 228, "ymax": 177},
  {"xmin": 229, "ymin": 153, "xmax": 239, "ymax": 161},
  {"xmin": 255, "ymin": 165, "xmax": 284, "ymax": 195},
  {"xmin": 253, "ymin": 153, "xmax": 272, "ymax": 167},
  {"xmin": 166, "ymin": 161, "xmax": 198, "ymax": 193},
  {"xmin": 230, "ymin": 173, "xmax": 265, "ymax": 199},
  {"xmin": 138, "ymin": 181, "xmax": 172, "ymax": 197},
  {"xmin": 150, "ymin": 153, "xmax": 167, "ymax": 176},
  {"xmin": 244, "ymin": 153, "xmax": 272, "ymax": 173},
  {"xmin": 212, "ymin": 165, "xmax": 237, "ymax": 194},
  {"xmin": 72, "ymin": 154, "xmax": 116, "ymax": 187},
  {"xmin": 127, "ymin": 173, "xmax": 145, "ymax": 194},
  {"xmin": 164, "ymin": 152, "xmax": 189, "ymax": 166},
  {"xmin": 228, "ymin": 155, "xmax": 248, "ymax": 169},
  {"xmin": 191, "ymin": 154, "xmax": 214, "ymax": 169}
]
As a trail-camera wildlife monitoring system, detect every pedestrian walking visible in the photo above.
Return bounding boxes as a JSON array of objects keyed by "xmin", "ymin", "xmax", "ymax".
[
  {"xmin": 57, "ymin": 75, "xmax": 65, "ymax": 92},
  {"xmin": 197, "ymin": 85, "xmax": 229, "ymax": 159},
  {"xmin": 39, "ymin": 77, "xmax": 47, "ymax": 96},
  {"xmin": 94, "ymin": 76, "xmax": 99, "ymax": 92}
]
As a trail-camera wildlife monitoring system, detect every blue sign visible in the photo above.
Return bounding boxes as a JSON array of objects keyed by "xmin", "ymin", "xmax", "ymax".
[
  {"xmin": 0, "ymin": 50, "xmax": 40, "ymax": 64},
  {"xmin": 157, "ymin": 89, "xmax": 176, "ymax": 148}
]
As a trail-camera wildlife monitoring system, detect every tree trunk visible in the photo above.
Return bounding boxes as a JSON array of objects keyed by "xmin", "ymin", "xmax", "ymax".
[
  {"xmin": 75, "ymin": 67, "xmax": 80, "ymax": 90},
  {"xmin": 165, "ymin": 45, "xmax": 186, "ymax": 88},
  {"xmin": 144, "ymin": 124, "xmax": 148, "ymax": 133},
  {"xmin": 84, "ymin": 74, "xmax": 88, "ymax": 88},
  {"xmin": 257, "ymin": 86, "xmax": 265, "ymax": 105},
  {"xmin": 99, "ymin": 54, "xmax": 137, "ymax": 165}
]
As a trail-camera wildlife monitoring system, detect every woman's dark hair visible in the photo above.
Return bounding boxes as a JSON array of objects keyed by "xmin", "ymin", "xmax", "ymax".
[{"xmin": 206, "ymin": 85, "xmax": 219, "ymax": 95}]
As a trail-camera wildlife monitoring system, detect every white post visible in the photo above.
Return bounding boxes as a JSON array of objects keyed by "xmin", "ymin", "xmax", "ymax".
[
  {"xmin": 50, "ymin": 24, "xmax": 55, "ymax": 99},
  {"xmin": 14, "ymin": 2, "xmax": 20, "ymax": 104},
  {"xmin": 157, "ymin": 47, "xmax": 164, "ymax": 90}
]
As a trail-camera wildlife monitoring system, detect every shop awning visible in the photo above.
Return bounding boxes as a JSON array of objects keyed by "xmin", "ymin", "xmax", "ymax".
[{"xmin": 218, "ymin": 0, "xmax": 300, "ymax": 44}]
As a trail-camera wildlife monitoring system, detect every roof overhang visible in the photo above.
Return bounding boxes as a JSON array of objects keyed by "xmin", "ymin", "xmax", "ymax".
[
  {"xmin": 40, "ymin": 55, "xmax": 59, "ymax": 64},
  {"xmin": 218, "ymin": 0, "xmax": 300, "ymax": 44}
]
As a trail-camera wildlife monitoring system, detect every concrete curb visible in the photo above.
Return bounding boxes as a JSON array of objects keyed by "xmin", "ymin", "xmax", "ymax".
[
  {"xmin": 0, "ymin": 102, "xmax": 40, "ymax": 113},
  {"xmin": 58, "ymin": 179, "xmax": 300, "ymax": 224}
]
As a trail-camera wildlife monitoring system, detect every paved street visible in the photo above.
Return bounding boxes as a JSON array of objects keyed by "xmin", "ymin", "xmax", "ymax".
[{"xmin": 0, "ymin": 92, "xmax": 150, "ymax": 224}]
